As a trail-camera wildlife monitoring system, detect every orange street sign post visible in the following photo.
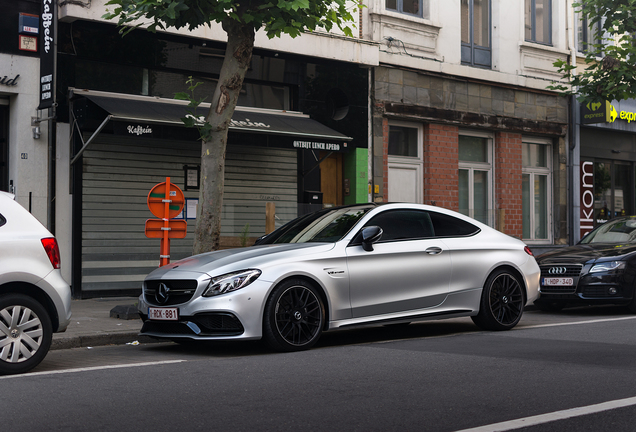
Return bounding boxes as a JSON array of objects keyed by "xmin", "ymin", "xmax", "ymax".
[{"xmin": 145, "ymin": 177, "xmax": 186, "ymax": 267}]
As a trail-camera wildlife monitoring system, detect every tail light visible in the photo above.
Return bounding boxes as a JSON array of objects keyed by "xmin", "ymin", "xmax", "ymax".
[
  {"xmin": 41, "ymin": 237, "xmax": 61, "ymax": 269},
  {"xmin": 524, "ymin": 246, "xmax": 534, "ymax": 256}
]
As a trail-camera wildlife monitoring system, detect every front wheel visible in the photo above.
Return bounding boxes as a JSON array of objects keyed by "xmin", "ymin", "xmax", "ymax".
[
  {"xmin": 263, "ymin": 279, "xmax": 325, "ymax": 352},
  {"xmin": 0, "ymin": 294, "xmax": 53, "ymax": 375},
  {"xmin": 472, "ymin": 269, "xmax": 525, "ymax": 331}
]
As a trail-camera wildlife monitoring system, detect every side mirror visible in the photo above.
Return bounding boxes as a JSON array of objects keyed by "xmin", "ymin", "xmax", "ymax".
[{"xmin": 361, "ymin": 226, "xmax": 383, "ymax": 252}]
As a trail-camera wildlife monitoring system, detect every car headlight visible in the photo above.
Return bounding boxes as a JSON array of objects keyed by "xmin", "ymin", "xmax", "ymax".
[
  {"xmin": 202, "ymin": 269, "xmax": 261, "ymax": 297},
  {"xmin": 589, "ymin": 261, "xmax": 626, "ymax": 273}
]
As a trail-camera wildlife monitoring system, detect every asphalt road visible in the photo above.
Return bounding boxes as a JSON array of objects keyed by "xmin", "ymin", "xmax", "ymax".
[{"xmin": 4, "ymin": 306, "xmax": 636, "ymax": 432}]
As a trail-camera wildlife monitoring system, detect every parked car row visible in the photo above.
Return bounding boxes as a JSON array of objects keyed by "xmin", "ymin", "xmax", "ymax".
[{"xmin": 4, "ymin": 196, "xmax": 636, "ymax": 375}]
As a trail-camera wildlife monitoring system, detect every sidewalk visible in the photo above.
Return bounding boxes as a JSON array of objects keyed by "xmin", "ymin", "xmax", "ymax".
[{"xmin": 51, "ymin": 297, "xmax": 151, "ymax": 350}]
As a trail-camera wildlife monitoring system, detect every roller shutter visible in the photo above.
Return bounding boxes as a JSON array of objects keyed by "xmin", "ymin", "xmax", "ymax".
[{"xmin": 80, "ymin": 135, "xmax": 297, "ymax": 292}]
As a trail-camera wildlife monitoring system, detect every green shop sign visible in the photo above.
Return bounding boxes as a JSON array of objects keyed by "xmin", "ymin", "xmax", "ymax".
[{"xmin": 580, "ymin": 100, "xmax": 636, "ymax": 124}]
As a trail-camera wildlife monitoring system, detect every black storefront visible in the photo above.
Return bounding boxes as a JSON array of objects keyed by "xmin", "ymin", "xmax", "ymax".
[{"xmin": 57, "ymin": 21, "xmax": 369, "ymax": 297}]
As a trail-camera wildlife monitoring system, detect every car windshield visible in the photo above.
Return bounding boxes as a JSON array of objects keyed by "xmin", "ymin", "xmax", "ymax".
[
  {"xmin": 580, "ymin": 218, "xmax": 636, "ymax": 244},
  {"xmin": 256, "ymin": 205, "xmax": 373, "ymax": 244}
]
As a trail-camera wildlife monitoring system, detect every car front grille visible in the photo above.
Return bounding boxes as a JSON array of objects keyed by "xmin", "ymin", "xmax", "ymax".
[
  {"xmin": 141, "ymin": 313, "xmax": 244, "ymax": 337},
  {"xmin": 144, "ymin": 279, "xmax": 198, "ymax": 306},
  {"xmin": 540, "ymin": 265, "xmax": 583, "ymax": 278}
]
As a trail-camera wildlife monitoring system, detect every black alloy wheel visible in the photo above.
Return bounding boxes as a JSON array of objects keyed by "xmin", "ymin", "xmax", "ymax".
[
  {"xmin": 472, "ymin": 269, "xmax": 525, "ymax": 331},
  {"xmin": 263, "ymin": 279, "xmax": 324, "ymax": 352}
]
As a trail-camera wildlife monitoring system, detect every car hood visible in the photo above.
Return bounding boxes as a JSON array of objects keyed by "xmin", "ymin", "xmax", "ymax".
[
  {"xmin": 537, "ymin": 243, "xmax": 636, "ymax": 264},
  {"xmin": 146, "ymin": 242, "xmax": 336, "ymax": 278}
]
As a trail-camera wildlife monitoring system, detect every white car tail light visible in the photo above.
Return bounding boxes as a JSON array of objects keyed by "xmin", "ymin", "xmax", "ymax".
[{"xmin": 41, "ymin": 237, "xmax": 61, "ymax": 269}]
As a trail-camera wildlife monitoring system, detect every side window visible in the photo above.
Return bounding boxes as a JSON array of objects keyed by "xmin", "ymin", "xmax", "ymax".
[
  {"xmin": 363, "ymin": 210, "xmax": 434, "ymax": 242},
  {"xmin": 525, "ymin": 0, "xmax": 552, "ymax": 45},
  {"xmin": 385, "ymin": 0, "xmax": 429, "ymax": 19},
  {"xmin": 428, "ymin": 211, "xmax": 480, "ymax": 237}
]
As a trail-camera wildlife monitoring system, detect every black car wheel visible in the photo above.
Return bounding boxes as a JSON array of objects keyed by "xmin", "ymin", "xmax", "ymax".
[
  {"xmin": 472, "ymin": 269, "xmax": 525, "ymax": 331},
  {"xmin": 263, "ymin": 279, "xmax": 325, "ymax": 352},
  {"xmin": 0, "ymin": 294, "xmax": 53, "ymax": 375}
]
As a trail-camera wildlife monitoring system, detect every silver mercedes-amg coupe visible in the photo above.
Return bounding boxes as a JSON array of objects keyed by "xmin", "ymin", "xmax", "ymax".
[{"xmin": 138, "ymin": 203, "xmax": 540, "ymax": 351}]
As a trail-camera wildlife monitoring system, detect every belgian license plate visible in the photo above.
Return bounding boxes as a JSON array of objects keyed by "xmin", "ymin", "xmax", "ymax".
[
  {"xmin": 543, "ymin": 277, "xmax": 574, "ymax": 286},
  {"xmin": 148, "ymin": 307, "xmax": 179, "ymax": 321}
]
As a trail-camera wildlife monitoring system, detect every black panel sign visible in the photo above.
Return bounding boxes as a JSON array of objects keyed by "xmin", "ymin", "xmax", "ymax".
[{"xmin": 38, "ymin": 0, "xmax": 56, "ymax": 110}]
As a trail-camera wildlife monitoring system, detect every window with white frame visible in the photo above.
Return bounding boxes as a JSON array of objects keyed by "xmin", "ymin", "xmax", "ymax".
[
  {"xmin": 525, "ymin": 0, "xmax": 552, "ymax": 45},
  {"xmin": 459, "ymin": 134, "xmax": 493, "ymax": 226},
  {"xmin": 385, "ymin": 0, "xmax": 429, "ymax": 19},
  {"xmin": 522, "ymin": 139, "xmax": 551, "ymax": 242}
]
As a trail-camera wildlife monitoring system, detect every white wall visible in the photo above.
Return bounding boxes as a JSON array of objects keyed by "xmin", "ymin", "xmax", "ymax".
[
  {"xmin": 0, "ymin": 54, "xmax": 50, "ymax": 226},
  {"xmin": 364, "ymin": 0, "xmax": 569, "ymax": 91}
]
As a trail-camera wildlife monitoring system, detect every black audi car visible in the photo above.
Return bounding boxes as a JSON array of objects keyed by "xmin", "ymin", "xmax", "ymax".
[{"xmin": 535, "ymin": 216, "xmax": 636, "ymax": 312}]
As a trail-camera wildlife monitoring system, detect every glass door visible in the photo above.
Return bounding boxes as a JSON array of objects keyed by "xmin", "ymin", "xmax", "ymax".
[{"xmin": 593, "ymin": 160, "xmax": 634, "ymax": 224}]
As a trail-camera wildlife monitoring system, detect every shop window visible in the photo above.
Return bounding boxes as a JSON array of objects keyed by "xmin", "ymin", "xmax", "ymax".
[
  {"xmin": 459, "ymin": 134, "xmax": 492, "ymax": 226},
  {"xmin": 525, "ymin": 0, "xmax": 552, "ymax": 45},
  {"xmin": 385, "ymin": 0, "xmax": 429, "ymax": 19},
  {"xmin": 522, "ymin": 140, "xmax": 551, "ymax": 242},
  {"xmin": 461, "ymin": 0, "xmax": 491, "ymax": 68},
  {"xmin": 577, "ymin": 13, "xmax": 600, "ymax": 54},
  {"xmin": 593, "ymin": 161, "xmax": 633, "ymax": 224}
]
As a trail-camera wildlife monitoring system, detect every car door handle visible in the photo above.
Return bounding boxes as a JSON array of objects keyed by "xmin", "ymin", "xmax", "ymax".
[{"xmin": 425, "ymin": 247, "xmax": 443, "ymax": 255}]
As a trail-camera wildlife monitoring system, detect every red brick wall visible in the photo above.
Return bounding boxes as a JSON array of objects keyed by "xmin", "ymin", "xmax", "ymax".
[
  {"xmin": 495, "ymin": 132, "xmax": 523, "ymax": 238},
  {"xmin": 423, "ymin": 124, "xmax": 459, "ymax": 210}
]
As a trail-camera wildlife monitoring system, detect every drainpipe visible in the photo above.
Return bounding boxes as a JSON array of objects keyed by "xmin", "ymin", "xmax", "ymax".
[
  {"xmin": 567, "ymin": 0, "xmax": 580, "ymax": 246},
  {"xmin": 368, "ymin": 67, "xmax": 374, "ymax": 203}
]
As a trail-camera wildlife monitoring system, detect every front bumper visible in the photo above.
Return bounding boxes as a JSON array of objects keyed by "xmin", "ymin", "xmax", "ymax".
[
  {"xmin": 138, "ymin": 278, "xmax": 273, "ymax": 341},
  {"xmin": 537, "ymin": 264, "xmax": 635, "ymax": 305}
]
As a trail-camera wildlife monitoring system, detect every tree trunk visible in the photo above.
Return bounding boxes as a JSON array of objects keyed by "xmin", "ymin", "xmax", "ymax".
[{"xmin": 193, "ymin": 19, "xmax": 255, "ymax": 255}]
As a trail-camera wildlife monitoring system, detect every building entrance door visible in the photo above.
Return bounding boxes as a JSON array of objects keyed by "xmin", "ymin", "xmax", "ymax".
[
  {"xmin": 388, "ymin": 161, "xmax": 422, "ymax": 203},
  {"xmin": 320, "ymin": 153, "xmax": 343, "ymax": 207}
]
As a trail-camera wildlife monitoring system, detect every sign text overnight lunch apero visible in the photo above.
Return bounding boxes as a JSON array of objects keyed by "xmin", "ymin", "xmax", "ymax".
[{"xmin": 293, "ymin": 141, "xmax": 341, "ymax": 151}]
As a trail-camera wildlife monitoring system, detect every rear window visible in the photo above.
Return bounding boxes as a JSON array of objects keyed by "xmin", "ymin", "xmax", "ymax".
[
  {"xmin": 428, "ymin": 211, "xmax": 480, "ymax": 237},
  {"xmin": 0, "ymin": 213, "xmax": 5, "ymax": 228}
]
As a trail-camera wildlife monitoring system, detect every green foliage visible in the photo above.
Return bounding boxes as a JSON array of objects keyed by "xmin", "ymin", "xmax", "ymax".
[
  {"xmin": 174, "ymin": 77, "xmax": 213, "ymax": 142},
  {"xmin": 548, "ymin": 0, "xmax": 636, "ymax": 104},
  {"xmin": 103, "ymin": 0, "xmax": 359, "ymax": 38}
]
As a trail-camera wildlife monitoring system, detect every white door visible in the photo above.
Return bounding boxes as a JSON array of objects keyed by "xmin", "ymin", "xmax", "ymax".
[{"xmin": 388, "ymin": 161, "xmax": 422, "ymax": 203}]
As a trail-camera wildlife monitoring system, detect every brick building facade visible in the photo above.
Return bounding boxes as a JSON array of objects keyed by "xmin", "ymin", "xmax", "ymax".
[{"xmin": 372, "ymin": 67, "xmax": 569, "ymax": 249}]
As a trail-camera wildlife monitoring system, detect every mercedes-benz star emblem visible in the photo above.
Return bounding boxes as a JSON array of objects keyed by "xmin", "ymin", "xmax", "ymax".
[
  {"xmin": 156, "ymin": 282, "xmax": 170, "ymax": 305},
  {"xmin": 548, "ymin": 267, "xmax": 567, "ymax": 275}
]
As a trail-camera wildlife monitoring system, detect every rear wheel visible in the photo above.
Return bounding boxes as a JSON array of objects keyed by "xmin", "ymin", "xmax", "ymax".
[
  {"xmin": 0, "ymin": 294, "xmax": 53, "ymax": 375},
  {"xmin": 263, "ymin": 279, "xmax": 325, "ymax": 352},
  {"xmin": 472, "ymin": 269, "xmax": 525, "ymax": 331}
]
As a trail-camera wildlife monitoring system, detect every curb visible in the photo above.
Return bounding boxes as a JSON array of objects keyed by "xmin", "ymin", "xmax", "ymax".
[{"xmin": 51, "ymin": 333, "xmax": 159, "ymax": 351}]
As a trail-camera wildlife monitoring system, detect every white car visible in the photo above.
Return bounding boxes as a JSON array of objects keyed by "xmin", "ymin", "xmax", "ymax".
[
  {"xmin": 139, "ymin": 203, "xmax": 540, "ymax": 351},
  {"xmin": 0, "ymin": 191, "xmax": 72, "ymax": 374}
]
